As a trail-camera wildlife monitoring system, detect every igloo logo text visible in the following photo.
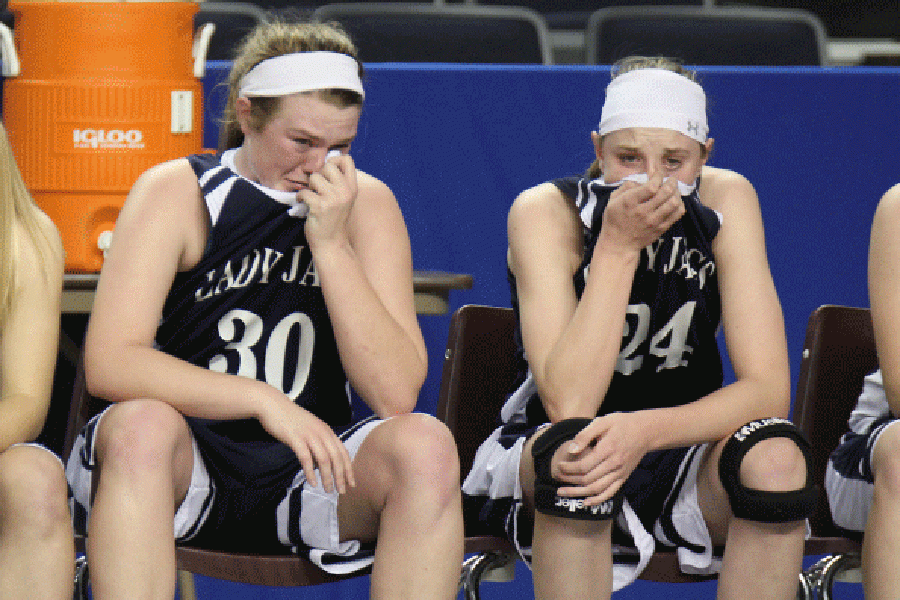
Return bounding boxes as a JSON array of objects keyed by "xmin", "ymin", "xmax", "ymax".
[{"xmin": 73, "ymin": 129, "xmax": 144, "ymax": 149}]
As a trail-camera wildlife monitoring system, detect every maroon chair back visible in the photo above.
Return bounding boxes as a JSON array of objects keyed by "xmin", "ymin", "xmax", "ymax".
[{"xmin": 793, "ymin": 304, "xmax": 876, "ymax": 540}]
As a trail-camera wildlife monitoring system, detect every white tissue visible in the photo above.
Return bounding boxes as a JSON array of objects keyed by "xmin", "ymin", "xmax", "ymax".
[
  {"xmin": 288, "ymin": 202, "xmax": 310, "ymax": 218},
  {"xmin": 595, "ymin": 173, "xmax": 697, "ymax": 197},
  {"xmin": 278, "ymin": 151, "xmax": 344, "ymax": 218}
]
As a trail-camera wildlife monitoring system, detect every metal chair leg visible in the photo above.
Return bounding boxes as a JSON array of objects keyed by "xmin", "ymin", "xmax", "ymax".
[
  {"xmin": 71, "ymin": 554, "xmax": 198, "ymax": 600},
  {"xmin": 797, "ymin": 570, "xmax": 814, "ymax": 600},
  {"xmin": 819, "ymin": 552, "xmax": 861, "ymax": 600},
  {"xmin": 460, "ymin": 552, "xmax": 516, "ymax": 600},
  {"xmin": 804, "ymin": 552, "xmax": 862, "ymax": 600},
  {"xmin": 177, "ymin": 569, "xmax": 198, "ymax": 600},
  {"xmin": 73, "ymin": 555, "xmax": 89, "ymax": 600},
  {"xmin": 805, "ymin": 554, "xmax": 840, "ymax": 599}
]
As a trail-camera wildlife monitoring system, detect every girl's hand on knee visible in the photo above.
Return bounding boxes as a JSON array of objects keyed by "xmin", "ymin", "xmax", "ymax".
[
  {"xmin": 554, "ymin": 412, "xmax": 650, "ymax": 506},
  {"xmin": 257, "ymin": 393, "xmax": 355, "ymax": 494}
]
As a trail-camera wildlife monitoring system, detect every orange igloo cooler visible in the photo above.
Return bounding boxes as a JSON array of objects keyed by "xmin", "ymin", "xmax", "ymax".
[{"xmin": 0, "ymin": 1, "xmax": 211, "ymax": 272}]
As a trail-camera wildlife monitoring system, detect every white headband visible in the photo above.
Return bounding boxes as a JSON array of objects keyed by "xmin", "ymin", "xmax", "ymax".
[
  {"xmin": 599, "ymin": 68, "xmax": 708, "ymax": 143},
  {"xmin": 238, "ymin": 51, "xmax": 364, "ymax": 99}
]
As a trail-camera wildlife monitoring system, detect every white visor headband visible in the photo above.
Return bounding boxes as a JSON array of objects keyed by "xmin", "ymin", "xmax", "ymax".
[
  {"xmin": 239, "ymin": 51, "xmax": 364, "ymax": 99},
  {"xmin": 599, "ymin": 68, "xmax": 707, "ymax": 143}
]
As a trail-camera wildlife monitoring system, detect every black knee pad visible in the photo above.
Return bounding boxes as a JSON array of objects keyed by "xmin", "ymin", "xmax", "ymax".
[
  {"xmin": 718, "ymin": 418, "xmax": 818, "ymax": 523},
  {"xmin": 531, "ymin": 418, "xmax": 622, "ymax": 521}
]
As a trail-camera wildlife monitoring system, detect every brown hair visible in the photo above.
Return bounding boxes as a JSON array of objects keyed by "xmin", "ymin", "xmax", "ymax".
[
  {"xmin": 219, "ymin": 19, "xmax": 365, "ymax": 151},
  {"xmin": 586, "ymin": 56, "xmax": 704, "ymax": 180}
]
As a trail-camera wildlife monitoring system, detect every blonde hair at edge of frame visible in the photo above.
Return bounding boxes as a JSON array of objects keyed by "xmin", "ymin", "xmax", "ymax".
[
  {"xmin": 0, "ymin": 121, "xmax": 57, "ymax": 324},
  {"xmin": 218, "ymin": 19, "xmax": 366, "ymax": 152},
  {"xmin": 587, "ymin": 56, "xmax": 705, "ymax": 181}
]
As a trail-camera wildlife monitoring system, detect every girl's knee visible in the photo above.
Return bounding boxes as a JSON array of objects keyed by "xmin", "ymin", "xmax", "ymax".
[
  {"xmin": 94, "ymin": 400, "xmax": 191, "ymax": 476},
  {"xmin": 396, "ymin": 414, "xmax": 459, "ymax": 478},
  {"xmin": 371, "ymin": 414, "xmax": 461, "ymax": 498},
  {"xmin": 710, "ymin": 426, "xmax": 818, "ymax": 526},
  {"xmin": 738, "ymin": 436, "xmax": 808, "ymax": 493},
  {"xmin": 0, "ymin": 446, "xmax": 70, "ymax": 532}
]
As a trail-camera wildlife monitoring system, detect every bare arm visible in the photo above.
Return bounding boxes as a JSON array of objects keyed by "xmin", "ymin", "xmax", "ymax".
[
  {"xmin": 301, "ymin": 156, "xmax": 426, "ymax": 417},
  {"xmin": 511, "ymin": 176, "xmax": 684, "ymax": 422},
  {"xmin": 0, "ymin": 213, "xmax": 64, "ymax": 451},
  {"xmin": 616, "ymin": 168, "xmax": 791, "ymax": 451},
  {"xmin": 868, "ymin": 184, "xmax": 900, "ymax": 416},
  {"xmin": 84, "ymin": 159, "xmax": 280, "ymax": 419},
  {"xmin": 510, "ymin": 183, "xmax": 632, "ymax": 422}
]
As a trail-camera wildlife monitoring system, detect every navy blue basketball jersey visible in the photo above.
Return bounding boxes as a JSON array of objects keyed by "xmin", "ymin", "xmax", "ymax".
[
  {"xmin": 154, "ymin": 152, "xmax": 351, "ymax": 488},
  {"xmin": 510, "ymin": 176, "xmax": 724, "ymax": 423}
]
